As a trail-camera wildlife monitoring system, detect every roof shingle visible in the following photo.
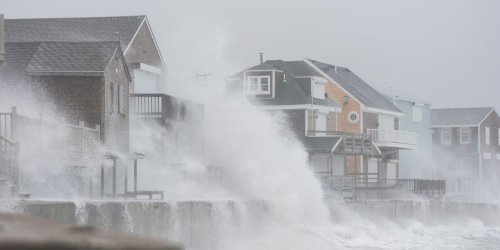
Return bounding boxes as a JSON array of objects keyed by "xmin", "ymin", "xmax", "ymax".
[
  {"xmin": 5, "ymin": 16, "xmax": 145, "ymax": 49},
  {"xmin": 25, "ymin": 42, "xmax": 119, "ymax": 74},
  {"xmin": 308, "ymin": 59, "xmax": 402, "ymax": 113},
  {"xmin": 430, "ymin": 107, "xmax": 494, "ymax": 127}
]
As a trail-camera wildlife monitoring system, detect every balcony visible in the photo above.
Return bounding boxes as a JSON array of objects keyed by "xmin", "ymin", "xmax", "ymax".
[{"xmin": 367, "ymin": 129, "xmax": 417, "ymax": 150}]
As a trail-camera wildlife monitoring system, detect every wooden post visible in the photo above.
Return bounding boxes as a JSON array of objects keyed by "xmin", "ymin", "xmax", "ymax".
[
  {"xmin": 79, "ymin": 121, "xmax": 85, "ymax": 152},
  {"xmin": 95, "ymin": 124, "xmax": 101, "ymax": 142},
  {"xmin": 10, "ymin": 106, "xmax": 17, "ymax": 141},
  {"xmin": 124, "ymin": 161, "xmax": 128, "ymax": 197},
  {"xmin": 13, "ymin": 142, "xmax": 20, "ymax": 196},
  {"xmin": 343, "ymin": 131, "xmax": 347, "ymax": 176},
  {"xmin": 112, "ymin": 158, "xmax": 116, "ymax": 198},
  {"xmin": 100, "ymin": 165, "xmax": 104, "ymax": 198},
  {"xmin": 134, "ymin": 159, "xmax": 138, "ymax": 195}
]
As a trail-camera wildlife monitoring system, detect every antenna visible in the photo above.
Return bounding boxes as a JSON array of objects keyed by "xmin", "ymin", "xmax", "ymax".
[{"xmin": 190, "ymin": 71, "xmax": 212, "ymax": 82}]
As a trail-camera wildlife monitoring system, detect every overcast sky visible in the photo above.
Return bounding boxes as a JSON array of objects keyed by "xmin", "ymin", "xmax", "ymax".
[{"xmin": 3, "ymin": 0, "xmax": 500, "ymax": 108}]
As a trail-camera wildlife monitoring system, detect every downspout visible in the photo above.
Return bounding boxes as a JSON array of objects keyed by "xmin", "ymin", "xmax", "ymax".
[{"xmin": 0, "ymin": 14, "xmax": 4, "ymax": 63}]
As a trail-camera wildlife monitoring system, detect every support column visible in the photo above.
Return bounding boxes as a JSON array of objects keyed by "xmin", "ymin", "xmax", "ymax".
[{"xmin": 112, "ymin": 158, "xmax": 116, "ymax": 198}]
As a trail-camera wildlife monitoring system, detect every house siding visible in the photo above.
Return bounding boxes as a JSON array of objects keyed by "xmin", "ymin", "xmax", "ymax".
[
  {"xmin": 396, "ymin": 100, "xmax": 434, "ymax": 178},
  {"xmin": 124, "ymin": 21, "xmax": 166, "ymax": 92},
  {"xmin": 33, "ymin": 75, "xmax": 103, "ymax": 128},
  {"xmin": 324, "ymin": 80, "xmax": 362, "ymax": 134},
  {"xmin": 103, "ymin": 54, "xmax": 130, "ymax": 154},
  {"xmin": 479, "ymin": 110, "xmax": 500, "ymax": 180}
]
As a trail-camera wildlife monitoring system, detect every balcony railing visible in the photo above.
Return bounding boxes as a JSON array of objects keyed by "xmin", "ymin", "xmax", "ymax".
[
  {"xmin": 367, "ymin": 129, "xmax": 417, "ymax": 149},
  {"xmin": 323, "ymin": 175, "xmax": 446, "ymax": 199}
]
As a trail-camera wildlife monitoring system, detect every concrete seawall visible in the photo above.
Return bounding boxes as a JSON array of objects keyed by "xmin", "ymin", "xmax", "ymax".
[
  {"xmin": 0, "ymin": 200, "xmax": 269, "ymax": 250},
  {"xmin": 329, "ymin": 200, "xmax": 500, "ymax": 226},
  {"xmin": 1, "ymin": 199, "xmax": 499, "ymax": 248}
]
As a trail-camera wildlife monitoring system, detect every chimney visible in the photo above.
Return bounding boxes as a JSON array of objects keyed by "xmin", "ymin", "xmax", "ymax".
[
  {"xmin": 0, "ymin": 14, "xmax": 4, "ymax": 62},
  {"xmin": 259, "ymin": 52, "xmax": 263, "ymax": 64}
]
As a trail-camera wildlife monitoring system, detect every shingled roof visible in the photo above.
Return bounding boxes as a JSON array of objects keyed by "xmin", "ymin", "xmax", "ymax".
[
  {"xmin": 26, "ymin": 42, "xmax": 120, "ymax": 75},
  {"xmin": 5, "ymin": 16, "xmax": 145, "ymax": 49},
  {"xmin": 234, "ymin": 60, "xmax": 340, "ymax": 109},
  {"xmin": 307, "ymin": 59, "xmax": 402, "ymax": 114},
  {"xmin": 430, "ymin": 107, "xmax": 494, "ymax": 127}
]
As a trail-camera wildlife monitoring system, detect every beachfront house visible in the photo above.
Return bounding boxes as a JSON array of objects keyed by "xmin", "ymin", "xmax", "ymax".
[
  {"xmin": 431, "ymin": 107, "xmax": 500, "ymax": 197},
  {"xmin": 381, "ymin": 90, "xmax": 435, "ymax": 179},
  {"xmin": 228, "ymin": 58, "xmax": 435, "ymax": 199}
]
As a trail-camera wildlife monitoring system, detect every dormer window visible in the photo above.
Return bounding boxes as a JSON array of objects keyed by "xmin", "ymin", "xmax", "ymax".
[{"xmin": 246, "ymin": 75, "xmax": 271, "ymax": 95}]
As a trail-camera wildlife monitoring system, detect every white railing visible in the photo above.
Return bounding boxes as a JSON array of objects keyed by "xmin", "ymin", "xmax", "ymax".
[
  {"xmin": 367, "ymin": 129, "xmax": 417, "ymax": 149},
  {"xmin": 1, "ymin": 107, "xmax": 101, "ymax": 154}
]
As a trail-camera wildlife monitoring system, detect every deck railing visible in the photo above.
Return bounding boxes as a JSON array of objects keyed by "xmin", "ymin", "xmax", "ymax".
[
  {"xmin": 14, "ymin": 114, "xmax": 100, "ymax": 153},
  {"xmin": 325, "ymin": 176, "xmax": 446, "ymax": 199},
  {"xmin": 367, "ymin": 129, "xmax": 417, "ymax": 149},
  {"xmin": 1, "ymin": 107, "xmax": 101, "ymax": 154}
]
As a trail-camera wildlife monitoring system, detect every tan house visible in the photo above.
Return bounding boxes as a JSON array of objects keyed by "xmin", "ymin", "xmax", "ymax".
[{"xmin": 228, "ymin": 58, "xmax": 420, "ymax": 197}]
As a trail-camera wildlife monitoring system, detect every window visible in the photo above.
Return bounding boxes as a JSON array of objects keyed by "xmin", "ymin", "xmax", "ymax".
[
  {"xmin": 111, "ymin": 83, "xmax": 124, "ymax": 114},
  {"xmin": 348, "ymin": 111, "xmax": 359, "ymax": 124},
  {"xmin": 442, "ymin": 128, "xmax": 451, "ymax": 144},
  {"xmin": 485, "ymin": 127, "xmax": 490, "ymax": 145},
  {"xmin": 460, "ymin": 127, "xmax": 470, "ymax": 144},
  {"xmin": 246, "ymin": 75, "xmax": 271, "ymax": 95},
  {"xmin": 412, "ymin": 105, "xmax": 423, "ymax": 122}
]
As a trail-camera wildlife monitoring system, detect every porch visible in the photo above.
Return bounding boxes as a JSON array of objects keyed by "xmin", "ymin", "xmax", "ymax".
[
  {"xmin": 367, "ymin": 129, "xmax": 417, "ymax": 150},
  {"xmin": 323, "ymin": 175, "xmax": 446, "ymax": 200}
]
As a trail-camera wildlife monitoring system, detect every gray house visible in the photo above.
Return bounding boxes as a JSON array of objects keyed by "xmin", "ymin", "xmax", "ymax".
[
  {"xmin": 227, "ymin": 60, "xmax": 347, "ymax": 179},
  {"xmin": 431, "ymin": 107, "xmax": 500, "ymax": 197},
  {"xmin": 1, "ymin": 15, "xmax": 168, "ymax": 154}
]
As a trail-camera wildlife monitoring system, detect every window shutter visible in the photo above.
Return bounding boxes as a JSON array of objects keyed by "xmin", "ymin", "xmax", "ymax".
[
  {"xmin": 110, "ymin": 83, "xmax": 115, "ymax": 113},
  {"xmin": 118, "ymin": 84, "xmax": 125, "ymax": 114}
]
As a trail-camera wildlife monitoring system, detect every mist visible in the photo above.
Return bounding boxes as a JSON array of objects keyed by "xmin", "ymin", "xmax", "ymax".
[{"xmin": 3, "ymin": 0, "xmax": 500, "ymax": 109}]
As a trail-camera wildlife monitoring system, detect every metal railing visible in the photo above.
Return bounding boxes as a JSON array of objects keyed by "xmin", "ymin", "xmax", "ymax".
[
  {"xmin": 325, "ymin": 176, "xmax": 446, "ymax": 199},
  {"xmin": 367, "ymin": 129, "xmax": 417, "ymax": 149}
]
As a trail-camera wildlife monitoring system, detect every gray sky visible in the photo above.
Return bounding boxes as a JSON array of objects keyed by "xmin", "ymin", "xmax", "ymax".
[{"xmin": 3, "ymin": 0, "xmax": 500, "ymax": 108}]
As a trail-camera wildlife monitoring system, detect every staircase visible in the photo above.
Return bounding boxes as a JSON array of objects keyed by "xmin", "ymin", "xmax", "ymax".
[{"xmin": 342, "ymin": 132, "xmax": 378, "ymax": 156}]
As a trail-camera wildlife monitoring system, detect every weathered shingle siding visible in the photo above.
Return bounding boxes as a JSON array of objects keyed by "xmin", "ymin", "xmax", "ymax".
[
  {"xmin": 432, "ymin": 127, "xmax": 479, "ymax": 154},
  {"xmin": 103, "ymin": 54, "xmax": 130, "ymax": 154},
  {"xmin": 33, "ymin": 75, "xmax": 103, "ymax": 127},
  {"xmin": 325, "ymin": 79, "xmax": 362, "ymax": 134},
  {"xmin": 124, "ymin": 21, "xmax": 166, "ymax": 91},
  {"xmin": 479, "ymin": 110, "xmax": 500, "ymax": 152}
]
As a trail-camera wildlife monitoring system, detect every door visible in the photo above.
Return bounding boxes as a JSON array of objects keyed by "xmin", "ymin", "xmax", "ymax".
[{"xmin": 387, "ymin": 161, "xmax": 397, "ymax": 179}]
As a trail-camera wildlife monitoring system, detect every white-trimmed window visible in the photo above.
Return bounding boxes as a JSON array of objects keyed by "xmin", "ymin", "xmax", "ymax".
[
  {"xmin": 460, "ymin": 127, "xmax": 470, "ymax": 144},
  {"xmin": 412, "ymin": 105, "xmax": 423, "ymax": 122},
  {"xmin": 485, "ymin": 127, "xmax": 490, "ymax": 145},
  {"xmin": 246, "ymin": 75, "xmax": 271, "ymax": 95},
  {"xmin": 442, "ymin": 128, "xmax": 451, "ymax": 144}
]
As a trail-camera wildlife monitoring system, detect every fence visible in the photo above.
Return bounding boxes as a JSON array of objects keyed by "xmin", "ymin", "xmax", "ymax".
[{"xmin": 0, "ymin": 108, "xmax": 19, "ymax": 196}]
